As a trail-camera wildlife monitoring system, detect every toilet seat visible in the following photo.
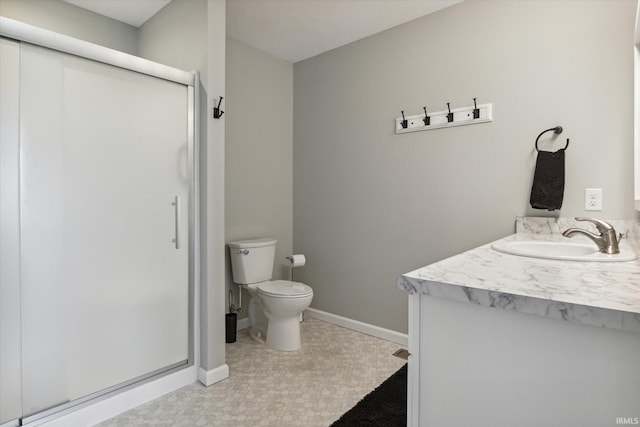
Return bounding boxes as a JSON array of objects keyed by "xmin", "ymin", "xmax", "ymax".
[{"xmin": 257, "ymin": 280, "xmax": 313, "ymax": 298}]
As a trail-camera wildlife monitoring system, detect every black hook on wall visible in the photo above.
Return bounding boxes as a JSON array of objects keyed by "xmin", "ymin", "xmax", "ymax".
[
  {"xmin": 423, "ymin": 107, "xmax": 430, "ymax": 126},
  {"xmin": 473, "ymin": 98, "xmax": 480, "ymax": 119},
  {"xmin": 401, "ymin": 111, "xmax": 408, "ymax": 129},
  {"xmin": 446, "ymin": 102, "xmax": 453, "ymax": 123},
  {"xmin": 213, "ymin": 96, "xmax": 224, "ymax": 119}
]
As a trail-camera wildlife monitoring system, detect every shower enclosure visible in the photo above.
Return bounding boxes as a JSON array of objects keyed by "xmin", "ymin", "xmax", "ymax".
[{"xmin": 0, "ymin": 19, "xmax": 197, "ymax": 426}]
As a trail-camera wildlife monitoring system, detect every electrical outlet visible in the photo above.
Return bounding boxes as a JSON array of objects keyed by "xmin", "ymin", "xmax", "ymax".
[{"xmin": 584, "ymin": 188, "xmax": 602, "ymax": 211}]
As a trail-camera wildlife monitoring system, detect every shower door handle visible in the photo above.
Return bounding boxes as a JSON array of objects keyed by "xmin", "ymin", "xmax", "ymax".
[{"xmin": 172, "ymin": 196, "xmax": 180, "ymax": 249}]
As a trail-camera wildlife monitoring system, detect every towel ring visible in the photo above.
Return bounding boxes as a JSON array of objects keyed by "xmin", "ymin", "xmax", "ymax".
[{"xmin": 535, "ymin": 126, "xmax": 569, "ymax": 152}]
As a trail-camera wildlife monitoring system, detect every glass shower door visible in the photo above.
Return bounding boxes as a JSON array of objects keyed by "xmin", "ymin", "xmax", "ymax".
[{"xmin": 19, "ymin": 43, "xmax": 189, "ymax": 417}]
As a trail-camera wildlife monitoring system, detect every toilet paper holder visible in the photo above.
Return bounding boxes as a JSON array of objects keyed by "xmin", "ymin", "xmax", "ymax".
[
  {"xmin": 286, "ymin": 254, "xmax": 306, "ymax": 267},
  {"xmin": 286, "ymin": 254, "xmax": 306, "ymax": 280}
]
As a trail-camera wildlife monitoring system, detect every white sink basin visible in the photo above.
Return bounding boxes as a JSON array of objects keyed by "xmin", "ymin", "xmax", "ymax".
[{"xmin": 491, "ymin": 240, "xmax": 637, "ymax": 262}]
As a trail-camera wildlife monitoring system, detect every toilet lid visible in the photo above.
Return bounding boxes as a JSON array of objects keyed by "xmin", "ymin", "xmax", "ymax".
[{"xmin": 257, "ymin": 280, "xmax": 313, "ymax": 298}]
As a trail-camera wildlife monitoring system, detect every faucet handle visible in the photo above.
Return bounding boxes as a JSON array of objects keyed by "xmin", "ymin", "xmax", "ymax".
[{"xmin": 575, "ymin": 217, "xmax": 614, "ymax": 233}]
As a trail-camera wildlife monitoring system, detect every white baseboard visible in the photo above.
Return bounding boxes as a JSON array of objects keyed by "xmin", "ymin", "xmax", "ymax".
[
  {"xmin": 197, "ymin": 363, "xmax": 229, "ymax": 387},
  {"xmin": 304, "ymin": 307, "xmax": 408, "ymax": 347},
  {"xmin": 237, "ymin": 317, "xmax": 250, "ymax": 331}
]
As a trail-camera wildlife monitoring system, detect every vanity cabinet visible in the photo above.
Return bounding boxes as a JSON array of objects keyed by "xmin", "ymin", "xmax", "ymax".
[{"xmin": 398, "ymin": 218, "xmax": 640, "ymax": 427}]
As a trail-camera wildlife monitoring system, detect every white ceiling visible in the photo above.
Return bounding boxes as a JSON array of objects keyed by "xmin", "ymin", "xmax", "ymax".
[
  {"xmin": 62, "ymin": 0, "xmax": 172, "ymax": 27},
  {"xmin": 226, "ymin": 0, "xmax": 463, "ymax": 63},
  {"xmin": 64, "ymin": 0, "xmax": 463, "ymax": 63}
]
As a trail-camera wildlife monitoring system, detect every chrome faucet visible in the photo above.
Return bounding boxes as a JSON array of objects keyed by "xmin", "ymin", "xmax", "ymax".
[{"xmin": 562, "ymin": 217, "xmax": 621, "ymax": 254}]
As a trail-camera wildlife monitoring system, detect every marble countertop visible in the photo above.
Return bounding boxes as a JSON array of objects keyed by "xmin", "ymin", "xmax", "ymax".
[{"xmin": 398, "ymin": 217, "xmax": 640, "ymax": 333}]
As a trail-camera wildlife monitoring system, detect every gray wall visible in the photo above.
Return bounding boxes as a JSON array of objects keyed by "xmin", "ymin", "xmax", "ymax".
[
  {"xmin": 138, "ymin": 0, "xmax": 206, "ymax": 73},
  {"xmin": 0, "ymin": 0, "xmax": 137, "ymax": 54},
  {"xmin": 293, "ymin": 0, "xmax": 639, "ymax": 333},
  {"xmin": 225, "ymin": 38, "xmax": 293, "ymax": 322}
]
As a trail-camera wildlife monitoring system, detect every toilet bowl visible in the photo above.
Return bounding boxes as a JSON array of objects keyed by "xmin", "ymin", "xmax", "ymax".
[
  {"xmin": 258, "ymin": 281, "xmax": 313, "ymax": 351},
  {"xmin": 228, "ymin": 238, "xmax": 314, "ymax": 351}
]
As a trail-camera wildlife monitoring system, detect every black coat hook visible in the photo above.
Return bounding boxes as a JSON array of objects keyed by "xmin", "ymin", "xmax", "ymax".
[
  {"xmin": 400, "ymin": 111, "xmax": 408, "ymax": 129},
  {"xmin": 446, "ymin": 102, "xmax": 453, "ymax": 123},
  {"xmin": 213, "ymin": 96, "xmax": 224, "ymax": 119},
  {"xmin": 535, "ymin": 126, "xmax": 569, "ymax": 152},
  {"xmin": 473, "ymin": 98, "xmax": 480, "ymax": 119},
  {"xmin": 423, "ymin": 107, "xmax": 430, "ymax": 126}
]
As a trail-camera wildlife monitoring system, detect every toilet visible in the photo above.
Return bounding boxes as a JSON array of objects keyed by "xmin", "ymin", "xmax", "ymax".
[{"xmin": 228, "ymin": 238, "xmax": 313, "ymax": 351}]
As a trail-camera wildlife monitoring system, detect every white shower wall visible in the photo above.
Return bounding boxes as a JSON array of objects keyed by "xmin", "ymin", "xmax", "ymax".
[
  {"xmin": 0, "ymin": 36, "xmax": 22, "ymax": 425},
  {"xmin": 19, "ymin": 41, "xmax": 190, "ymax": 418},
  {"xmin": 0, "ymin": 26, "xmax": 198, "ymax": 424}
]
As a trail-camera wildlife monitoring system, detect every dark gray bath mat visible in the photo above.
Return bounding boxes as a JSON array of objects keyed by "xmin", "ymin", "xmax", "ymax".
[{"xmin": 330, "ymin": 364, "xmax": 407, "ymax": 426}]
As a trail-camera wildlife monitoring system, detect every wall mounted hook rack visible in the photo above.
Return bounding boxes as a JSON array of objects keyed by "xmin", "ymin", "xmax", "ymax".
[{"xmin": 395, "ymin": 102, "xmax": 493, "ymax": 134}]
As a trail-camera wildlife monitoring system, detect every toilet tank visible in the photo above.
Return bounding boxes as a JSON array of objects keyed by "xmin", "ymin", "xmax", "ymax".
[{"xmin": 228, "ymin": 238, "xmax": 277, "ymax": 284}]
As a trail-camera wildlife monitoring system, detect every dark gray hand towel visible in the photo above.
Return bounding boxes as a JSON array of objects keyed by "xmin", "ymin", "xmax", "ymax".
[{"xmin": 529, "ymin": 149, "xmax": 565, "ymax": 211}]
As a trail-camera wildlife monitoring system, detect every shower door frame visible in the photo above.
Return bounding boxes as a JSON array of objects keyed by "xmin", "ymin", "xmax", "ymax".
[{"xmin": 0, "ymin": 17, "xmax": 200, "ymax": 426}]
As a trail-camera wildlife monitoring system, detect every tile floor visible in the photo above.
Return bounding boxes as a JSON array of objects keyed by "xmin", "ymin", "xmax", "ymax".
[{"xmin": 98, "ymin": 317, "xmax": 406, "ymax": 427}]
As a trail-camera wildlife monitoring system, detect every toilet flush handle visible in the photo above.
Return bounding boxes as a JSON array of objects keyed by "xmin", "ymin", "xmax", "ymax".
[{"xmin": 237, "ymin": 249, "xmax": 249, "ymax": 255}]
